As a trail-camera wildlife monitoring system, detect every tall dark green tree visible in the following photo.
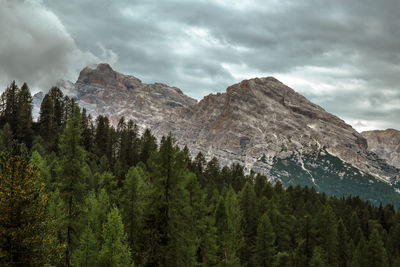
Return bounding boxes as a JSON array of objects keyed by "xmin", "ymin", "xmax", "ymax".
[
  {"xmin": 214, "ymin": 196, "xmax": 240, "ymax": 266},
  {"xmin": 121, "ymin": 165, "xmax": 148, "ymax": 264},
  {"xmin": 144, "ymin": 135, "xmax": 195, "ymax": 266},
  {"xmin": 16, "ymin": 83, "xmax": 33, "ymax": 147},
  {"xmin": 366, "ymin": 229, "xmax": 389, "ymax": 267},
  {"xmin": 38, "ymin": 94, "xmax": 55, "ymax": 148},
  {"xmin": 58, "ymin": 107, "xmax": 86, "ymax": 266},
  {"xmin": 239, "ymin": 182, "xmax": 259, "ymax": 265},
  {"xmin": 0, "ymin": 81, "xmax": 19, "ymax": 132},
  {"xmin": 254, "ymin": 213, "xmax": 276, "ymax": 267}
]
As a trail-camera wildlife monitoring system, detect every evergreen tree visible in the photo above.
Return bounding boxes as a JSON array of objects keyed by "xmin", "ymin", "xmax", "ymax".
[
  {"xmin": 239, "ymin": 182, "xmax": 259, "ymax": 265},
  {"xmin": 139, "ymin": 128, "xmax": 157, "ymax": 166},
  {"xmin": 337, "ymin": 219, "xmax": 349, "ymax": 267},
  {"xmin": 99, "ymin": 207, "xmax": 133, "ymax": 267},
  {"xmin": 71, "ymin": 225, "xmax": 99, "ymax": 267},
  {"xmin": 309, "ymin": 247, "xmax": 326, "ymax": 267},
  {"xmin": 350, "ymin": 234, "xmax": 367, "ymax": 267},
  {"xmin": 319, "ymin": 205, "xmax": 337, "ymax": 264},
  {"xmin": 121, "ymin": 165, "xmax": 148, "ymax": 264},
  {"xmin": 144, "ymin": 135, "xmax": 195, "ymax": 266},
  {"xmin": 15, "ymin": 83, "xmax": 33, "ymax": 147},
  {"xmin": 94, "ymin": 115, "xmax": 110, "ymax": 158},
  {"xmin": 0, "ymin": 153, "xmax": 60, "ymax": 266},
  {"xmin": 0, "ymin": 81, "xmax": 19, "ymax": 132},
  {"xmin": 58, "ymin": 107, "xmax": 86, "ymax": 266},
  {"xmin": 184, "ymin": 172, "xmax": 217, "ymax": 266},
  {"xmin": 214, "ymin": 197, "xmax": 240, "ymax": 266},
  {"xmin": 38, "ymin": 94, "xmax": 56, "ymax": 149},
  {"xmin": 48, "ymin": 86, "xmax": 64, "ymax": 128},
  {"xmin": 126, "ymin": 120, "xmax": 140, "ymax": 166},
  {"xmin": 367, "ymin": 229, "xmax": 389, "ymax": 267},
  {"xmin": 253, "ymin": 213, "xmax": 276, "ymax": 267}
]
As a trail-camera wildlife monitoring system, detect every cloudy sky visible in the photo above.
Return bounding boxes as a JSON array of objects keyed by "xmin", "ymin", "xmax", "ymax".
[{"xmin": 1, "ymin": 0, "xmax": 399, "ymax": 131}]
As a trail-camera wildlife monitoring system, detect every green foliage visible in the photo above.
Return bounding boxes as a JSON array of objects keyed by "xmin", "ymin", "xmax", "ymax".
[
  {"xmin": 0, "ymin": 153, "xmax": 61, "ymax": 266},
  {"xmin": 58, "ymin": 106, "xmax": 86, "ymax": 266},
  {"xmin": 99, "ymin": 207, "xmax": 133, "ymax": 267},
  {"xmin": 254, "ymin": 213, "xmax": 276, "ymax": 267}
]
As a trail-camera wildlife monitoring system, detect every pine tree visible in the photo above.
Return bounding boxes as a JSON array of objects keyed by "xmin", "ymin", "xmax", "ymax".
[
  {"xmin": 48, "ymin": 86, "xmax": 64, "ymax": 129},
  {"xmin": 121, "ymin": 165, "xmax": 148, "ymax": 264},
  {"xmin": 367, "ymin": 229, "xmax": 389, "ymax": 267},
  {"xmin": 126, "ymin": 120, "xmax": 140, "ymax": 166},
  {"xmin": 239, "ymin": 182, "xmax": 259, "ymax": 265},
  {"xmin": 38, "ymin": 94, "xmax": 56, "ymax": 149},
  {"xmin": 319, "ymin": 206, "xmax": 337, "ymax": 264},
  {"xmin": 184, "ymin": 172, "xmax": 217, "ymax": 266},
  {"xmin": 144, "ymin": 135, "xmax": 195, "ymax": 266},
  {"xmin": 254, "ymin": 213, "xmax": 276, "ymax": 267},
  {"xmin": 0, "ymin": 153, "xmax": 61, "ymax": 266},
  {"xmin": 139, "ymin": 128, "xmax": 157, "ymax": 166},
  {"xmin": 350, "ymin": 234, "xmax": 367, "ymax": 267},
  {"xmin": 99, "ymin": 207, "xmax": 133, "ymax": 267},
  {"xmin": 94, "ymin": 115, "xmax": 110, "ymax": 158},
  {"xmin": 214, "ymin": 196, "xmax": 240, "ymax": 266},
  {"xmin": 337, "ymin": 219, "xmax": 349, "ymax": 267},
  {"xmin": 58, "ymin": 107, "xmax": 86, "ymax": 266},
  {"xmin": 15, "ymin": 83, "xmax": 33, "ymax": 147},
  {"xmin": 0, "ymin": 81, "xmax": 19, "ymax": 132},
  {"xmin": 71, "ymin": 225, "xmax": 99, "ymax": 267},
  {"xmin": 309, "ymin": 246, "xmax": 326, "ymax": 267}
]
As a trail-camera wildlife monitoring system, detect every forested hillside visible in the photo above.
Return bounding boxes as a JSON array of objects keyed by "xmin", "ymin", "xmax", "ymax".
[{"xmin": 1, "ymin": 82, "xmax": 400, "ymax": 266}]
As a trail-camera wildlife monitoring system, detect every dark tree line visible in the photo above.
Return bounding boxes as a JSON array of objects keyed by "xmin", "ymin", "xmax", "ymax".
[{"xmin": 1, "ymin": 81, "xmax": 399, "ymax": 266}]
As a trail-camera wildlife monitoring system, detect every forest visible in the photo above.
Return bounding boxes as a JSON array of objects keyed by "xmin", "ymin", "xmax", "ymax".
[{"xmin": 1, "ymin": 81, "xmax": 399, "ymax": 267}]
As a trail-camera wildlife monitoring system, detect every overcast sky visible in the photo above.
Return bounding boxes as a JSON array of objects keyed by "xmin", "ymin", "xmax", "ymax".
[{"xmin": 1, "ymin": 0, "xmax": 399, "ymax": 132}]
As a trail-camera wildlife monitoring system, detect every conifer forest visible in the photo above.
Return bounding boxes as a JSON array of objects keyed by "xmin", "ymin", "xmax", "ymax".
[{"xmin": 1, "ymin": 82, "xmax": 400, "ymax": 267}]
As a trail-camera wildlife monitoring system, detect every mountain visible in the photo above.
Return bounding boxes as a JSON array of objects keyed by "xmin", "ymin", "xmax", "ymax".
[
  {"xmin": 362, "ymin": 129, "xmax": 400, "ymax": 169},
  {"xmin": 33, "ymin": 63, "xmax": 400, "ymax": 205}
]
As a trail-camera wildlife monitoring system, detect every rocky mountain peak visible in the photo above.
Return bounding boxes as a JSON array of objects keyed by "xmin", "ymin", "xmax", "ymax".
[
  {"xmin": 362, "ymin": 128, "xmax": 400, "ymax": 169},
  {"xmin": 76, "ymin": 63, "xmax": 142, "ymax": 91}
]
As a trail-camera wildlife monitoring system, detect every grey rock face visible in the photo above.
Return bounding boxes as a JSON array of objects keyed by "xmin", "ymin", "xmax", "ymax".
[
  {"xmin": 362, "ymin": 129, "xmax": 400, "ymax": 169},
  {"xmin": 46, "ymin": 64, "xmax": 399, "ymax": 185}
]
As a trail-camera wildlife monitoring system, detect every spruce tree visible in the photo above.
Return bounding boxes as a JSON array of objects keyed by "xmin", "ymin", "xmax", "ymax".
[
  {"xmin": 367, "ymin": 229, "xmax": 389, "ymax": 267},
  {"xmin": 15, "ymin": 83, "xmax": 33, "ymax": 147},
  {"xmin": 58, "ymin": 107, "xmax": 86, "ymax": 266},
  {"xmin": 239, "ymin": 182, "xmax": 259, "ymax": 265},
  {"xmin": 309, "ymin": 247, "xmax": 326, "ymax": 267},
  {"xmin": 144, "ymin": 135, "xmax": 195, "ymax": 266},
  {"xmin": 215, "ymin": 196, "xmax": 240, "ymax": 266},
  {"xmin": 71, "ymin": 225, "xmax": 99, "ymax": 267},
  {"xmin": 0, "ymin": 81, "xmax": 19, "ymax": 132},
  {"xmin": 121, "ymin": 165, "xmax": 148, "ymax": 264},
  {"xmin": 99, "ymin": 207, "xmax": 133, "ymax": 266},
  {"xmin": 38, "ymin": 94, "xmax": 56, "ymax": 149},
  {"xmin": 254, "ymin": 213, "xmax": 276, "ymax": 267},
  {"xmin": 337, "ymin": 219, "xmax": 349, "ymax": 267}
]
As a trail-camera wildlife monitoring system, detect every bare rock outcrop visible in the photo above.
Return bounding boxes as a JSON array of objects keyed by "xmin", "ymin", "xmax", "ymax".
[{"xmin": 362, "ymin": 129, "xmax": 400, "ymax": 169}]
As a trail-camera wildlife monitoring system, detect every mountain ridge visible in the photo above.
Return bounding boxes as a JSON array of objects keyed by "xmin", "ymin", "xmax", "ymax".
[{"xmin": 32, "ymin": 63, "xmax": 400, "ymax": 205}]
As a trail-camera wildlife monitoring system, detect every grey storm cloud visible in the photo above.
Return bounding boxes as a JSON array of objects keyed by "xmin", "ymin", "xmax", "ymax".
[{"xmin": 1, "ymin": 0, "xmax": 399, "ymax": 131}]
